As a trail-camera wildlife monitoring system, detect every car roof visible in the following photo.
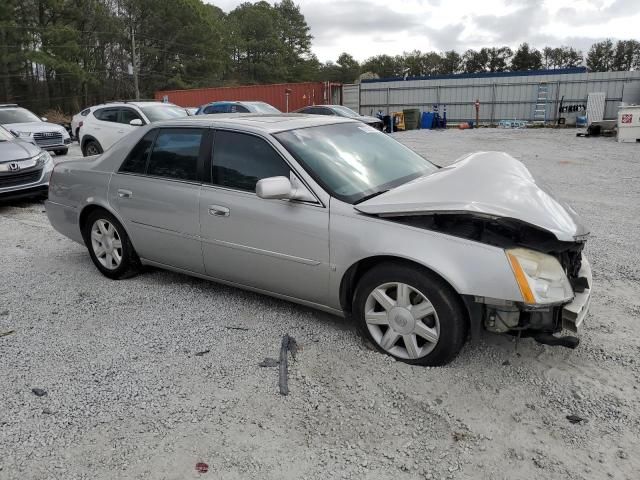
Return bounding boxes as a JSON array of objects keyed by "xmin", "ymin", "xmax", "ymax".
[
  {"xmin": 92, "ymin": 101, "xmax": 175, "ymax": 109},
  {"xmin": 153, "ymin": 113, "xmax": 358, "ymax": 133}
]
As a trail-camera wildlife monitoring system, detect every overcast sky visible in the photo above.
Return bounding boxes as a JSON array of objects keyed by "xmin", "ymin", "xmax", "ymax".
[{"xmin": 209, "ymin": 0, "xmax": 640, "ymax": 62}]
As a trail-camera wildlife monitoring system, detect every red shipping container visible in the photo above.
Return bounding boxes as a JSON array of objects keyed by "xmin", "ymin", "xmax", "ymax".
[{"xmin": 155, "ymin": 82, "xmax": 342, "ymax": 112}]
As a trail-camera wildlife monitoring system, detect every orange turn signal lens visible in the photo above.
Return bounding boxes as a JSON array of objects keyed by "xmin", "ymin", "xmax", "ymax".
[{"xmin": 507, "ymin": 252, "xmax": 536, "ymax": 304}]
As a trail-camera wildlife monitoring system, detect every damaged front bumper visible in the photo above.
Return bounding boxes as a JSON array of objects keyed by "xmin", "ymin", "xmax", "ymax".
[
  {"xmin": 562, "ymin": 256, "xmax": 592, "ymax": 332},
  {"xmin": 478, "ymin": 254, "xmax": 592, "ymax": 339}
]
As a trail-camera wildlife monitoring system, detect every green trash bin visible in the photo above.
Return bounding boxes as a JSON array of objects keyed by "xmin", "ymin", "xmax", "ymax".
[{"xmin": 403, "ymin": 108, "xmax": 421, "ymax": 130}]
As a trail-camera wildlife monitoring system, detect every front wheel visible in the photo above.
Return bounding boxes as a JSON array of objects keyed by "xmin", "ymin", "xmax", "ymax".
[
  {"xmin": 83, "ymin": 210, "xmax": 141, "ymax": 279},
  {"xmin": 353, "ymin": 263, "xmax": 467, "ymax": 366}
]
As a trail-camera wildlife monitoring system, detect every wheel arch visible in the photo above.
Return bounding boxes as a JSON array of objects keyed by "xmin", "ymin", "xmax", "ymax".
[
  {"xmin": 78, "ymin": 202, "xmax": 132, "ymax": 249},
  {"xmin": 339, "ymin": 255, "xmax": 473, "ymax": 331},
  {"xmin": 80, "ymin": 135, "xmax": 101, "ymax": 154}
]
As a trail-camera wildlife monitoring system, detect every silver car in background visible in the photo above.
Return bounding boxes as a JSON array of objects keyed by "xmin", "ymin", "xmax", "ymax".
[
  {"xmin": 45, "ymin": 115, "xmax": 592, "ymax": 365},
  {"xmin": 0, "ymin": 126, "xmax": 53, "ymax": 201}
]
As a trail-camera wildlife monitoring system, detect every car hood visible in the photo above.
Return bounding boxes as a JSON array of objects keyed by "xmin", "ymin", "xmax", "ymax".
[
  {"xmin": 4, "ymin": 122, "xmax": 69, "ymax": 136},
  {"xmin": 355, "ymin": 151, "xmax": 589, "ymax": 242},
  {"xmin": 0, "ymin": 138, "xmax": 41, "ymax": 161}
]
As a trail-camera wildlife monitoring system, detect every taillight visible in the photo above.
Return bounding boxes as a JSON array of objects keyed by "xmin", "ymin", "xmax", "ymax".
[{"xmin": 79, "ymin": 121, "xmax": 83, "ymax": 128}]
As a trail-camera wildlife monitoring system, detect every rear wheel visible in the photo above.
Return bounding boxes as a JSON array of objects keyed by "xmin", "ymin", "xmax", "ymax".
[
  {"xmin": 83, "ymin": 140, "xmax": 102, "ymax": 156},
  {"xmin": 83, "ymin": 210, "xmax": 141, "ymax": 279},
  {"xmin": 353, "ymin": 262, "xmax": 467, "ymax": 366}
]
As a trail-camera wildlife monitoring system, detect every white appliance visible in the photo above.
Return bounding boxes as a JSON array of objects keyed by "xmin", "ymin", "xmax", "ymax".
[{"xmin": 617, "ymin": 105, "xmax": 640, "ymax": 143}]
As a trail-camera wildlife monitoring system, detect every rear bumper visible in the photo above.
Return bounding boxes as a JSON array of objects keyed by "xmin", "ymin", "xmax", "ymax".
[
  {"xmin": 562, "ymin": 255, "xmax": 592, "ymax": 332},
  {"xmin": 45, "ymin": 200, "xmax": 84, "ymax": 244}
]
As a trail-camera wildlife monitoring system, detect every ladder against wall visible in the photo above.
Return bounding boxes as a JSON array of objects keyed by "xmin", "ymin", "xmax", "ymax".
[{"xmin": 533, "ymin": 83, "xmax": 549, "ymax": 123}]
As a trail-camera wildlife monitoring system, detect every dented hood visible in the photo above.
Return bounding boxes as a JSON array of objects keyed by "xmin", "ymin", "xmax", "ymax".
[{"xmin": 355, "ymin": 151, "xmax": 589, "ymax": 242}]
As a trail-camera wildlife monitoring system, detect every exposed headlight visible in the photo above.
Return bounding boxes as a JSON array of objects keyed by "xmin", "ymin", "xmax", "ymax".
[
  {"xmin": 35, "ymin": 151, "xmax": 52, "ymax": 166},
  {"xmin": 506, "ymin": 248, "xmax": 573, "ymax": 305}
]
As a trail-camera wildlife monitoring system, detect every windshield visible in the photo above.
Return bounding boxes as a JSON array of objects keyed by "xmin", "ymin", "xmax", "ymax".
[
  {"xmin": 0, "ymin": 107, "xmax": 41, "ymax": 124},
  {"xmin": 331, "ymin": 105, "xmax": 360, "ymax": 118},
  {"xmin": 0, "ymin": 127, "xmax": 14, "ymax": 141},
  {"xmin": 140, "ymin": 105, "xmax": 189, "ymax": 122},
  {"xmin": 248, "ymin": 102, "xmax": 280, "ymax": 114},
  {"xmin": 275, "ymin": 123, "xmax": 437, "ymax": 203}
]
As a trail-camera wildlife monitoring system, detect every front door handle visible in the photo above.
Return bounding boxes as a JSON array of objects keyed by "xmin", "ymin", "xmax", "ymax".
[
  {"xmin": 118, "ymin": 189, "xmax": 133, "ymax": 198},
  {"xmin": 208, "ymin": 205, "xmax": 230, "ymax": 217}
]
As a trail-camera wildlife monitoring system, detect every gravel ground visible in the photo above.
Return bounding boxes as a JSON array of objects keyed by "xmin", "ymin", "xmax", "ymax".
[{"xmin": 1, "ymin": 130, "xmax": 639, "ymax": 480}]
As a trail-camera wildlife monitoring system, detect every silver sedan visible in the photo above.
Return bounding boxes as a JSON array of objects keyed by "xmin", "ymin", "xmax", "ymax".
[{"xmin": 45, "ymin": 115, "xmax": 592, "ymax": 365}]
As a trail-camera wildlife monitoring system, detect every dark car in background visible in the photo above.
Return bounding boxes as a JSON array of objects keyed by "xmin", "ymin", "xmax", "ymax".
[
  {"xmin": 195, "ymin": 101, "xmax": 281, "ymax": 115},
  {"xmin": 0, "ymin": 126, "xmax": 53, "ymax": 201},
  {"xmin": 295, "ymin": 104, "xmax": 383, "ymax": 130}
]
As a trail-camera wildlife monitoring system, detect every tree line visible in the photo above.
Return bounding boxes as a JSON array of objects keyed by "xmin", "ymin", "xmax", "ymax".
[{"xmin": 1, "ymin": 0, "xmax": 639, "ymax": 114}]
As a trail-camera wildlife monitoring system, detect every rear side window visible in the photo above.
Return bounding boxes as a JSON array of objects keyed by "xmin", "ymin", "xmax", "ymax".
[
  {"xmin": 94, "ymin": 108, "xmax": 118, "ymax": 122},
  {"xmin": 120, "ymin": 131, "xmax": 156, "ymax": 174},
  {"xmin": 231, "ymin": 104, "xmax": 249, "ymax": 113},
  {"xmin": 147, "ymin": 129, "xmax": 203, "ymax": 181},
  {"xmin": 212, "ymin": 131, "xmax": 290, "ymax": 192}
]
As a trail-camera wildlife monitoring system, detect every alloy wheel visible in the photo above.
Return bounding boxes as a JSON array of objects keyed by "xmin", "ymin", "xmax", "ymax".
[
  {"xmin": 364, "ymin": 282, "xmax": 440, "ymax": 360},
  {"xmin": 90, "ymin": 219, "xmax": 123, "ymax": 270}
]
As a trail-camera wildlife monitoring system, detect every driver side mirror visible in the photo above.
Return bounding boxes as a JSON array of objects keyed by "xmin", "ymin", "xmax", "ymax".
[
  {"xmin": 129, "ymin": 119, "xmax": 143, "ymax": 126},
  {"xmin": 256, "ymin": 176, "xmax": 292, "ymax": 200}
]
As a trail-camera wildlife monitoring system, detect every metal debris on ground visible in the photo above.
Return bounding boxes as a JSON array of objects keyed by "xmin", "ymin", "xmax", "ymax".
[
  {"xmin": 0, "ymin": 330, "xmax": 16, "ymax": 338},
  {"xmin": 224, "ymin": 326, "xmax": 250, "ymax": 331},
  {"xmin": 279, "ymin": 334, "xmax": 298, "ymax": 396},
  {"xmin": 194, "ymin": 349, "xmax": 210, "ymax": 356},
  {"xmin": 195, "ymin": 462, "xmax": 209, "ymax": 473}
]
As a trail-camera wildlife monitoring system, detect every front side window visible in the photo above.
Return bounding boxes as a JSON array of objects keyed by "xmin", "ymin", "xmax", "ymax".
[
  {"xmin": 140, "ymin": 105, "xmax": 189, "ymax": 123},
  {"xmin": 204, "ymin": 104, "xmax": 225, "ymax": 114},
  {"xmin": 119, "ymin": 108, "xmax": 143, "ymax": 125},
  {"xmin": 94, "ymin": 108, "xmax": 119, "ymax": 123},
  {"xmin": 119, "ymin": 130, "xmax": 156, "ymax": 174},
  {"xmin": 275, "ymin": 123, "xmax": 437, "ymax": 204},
  {"xmin": 212, "ymin": 131, "xmax": 290, "ymax": 192},
  {"xmin": 146, "ymin": 129, "xmax": 203, "ymax": 181}
]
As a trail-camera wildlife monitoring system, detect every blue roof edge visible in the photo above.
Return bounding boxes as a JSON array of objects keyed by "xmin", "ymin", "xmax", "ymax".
[{"xmin": 360, "ymin": 67, "xmax": 588, "ymax": 84}]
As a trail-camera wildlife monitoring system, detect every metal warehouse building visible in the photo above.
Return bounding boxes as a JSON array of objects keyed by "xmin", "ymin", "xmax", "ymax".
[{"xmin": 344, "ymin": 67, "xmax": 640, "ymax": 125}]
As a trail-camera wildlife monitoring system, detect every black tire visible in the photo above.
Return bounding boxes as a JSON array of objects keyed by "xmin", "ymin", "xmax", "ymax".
[
  {"xmin": 83, "ymin": 209, "xmax": 141, "ymax": 280},
  {"xmin": 54, "ymin": 148, "xmax": 68, "ymax": 156},
  {"xmin": 83, "ymin": 139, "xmax": 102, "ymax": 157},
  {"xmin": 353, "ymin": 262, "xmax": 467, "ymax": 366}
]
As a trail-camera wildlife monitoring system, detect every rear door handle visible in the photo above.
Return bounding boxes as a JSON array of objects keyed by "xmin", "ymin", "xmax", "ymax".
[
  {"xmin": 208, "ymin": 205, "xmax": 229, "ymax": 217},
  {"xmin": 118, "ymin": 189, "xmax": 133, "ymax": 198}
]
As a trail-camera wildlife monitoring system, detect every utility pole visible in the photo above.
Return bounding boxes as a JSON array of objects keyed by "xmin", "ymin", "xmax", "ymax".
[{"xmin": 131, "ymin": 27, "xmax": 140, "ymax": 101}]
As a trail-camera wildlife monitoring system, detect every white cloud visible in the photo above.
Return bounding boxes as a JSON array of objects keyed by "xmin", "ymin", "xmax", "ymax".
[{"xmin": 206, "ymin": 0, "xmax": 640, "ymax": 61}]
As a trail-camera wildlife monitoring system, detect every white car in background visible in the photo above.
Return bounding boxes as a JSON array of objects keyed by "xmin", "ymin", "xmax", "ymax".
[
  {"xmin": 0, "ymin": 104, "xmax": 72, "ymax": 155},
  {"xmin": 70, "ymin": 107, "xmax": 93, "ymax": 140},
  {"xmin": 79, "ymin": 101, "xmax": 188, "ymax": 156}
]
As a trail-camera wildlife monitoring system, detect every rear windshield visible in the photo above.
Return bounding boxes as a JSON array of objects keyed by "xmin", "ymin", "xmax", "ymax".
[
  {"xmin": 140, "ymin": 105, "xmax": 189, "ymax": 123},
  {"xmin": 0, "ymin": 107, "xmax": 41, "ymax": 124}
]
